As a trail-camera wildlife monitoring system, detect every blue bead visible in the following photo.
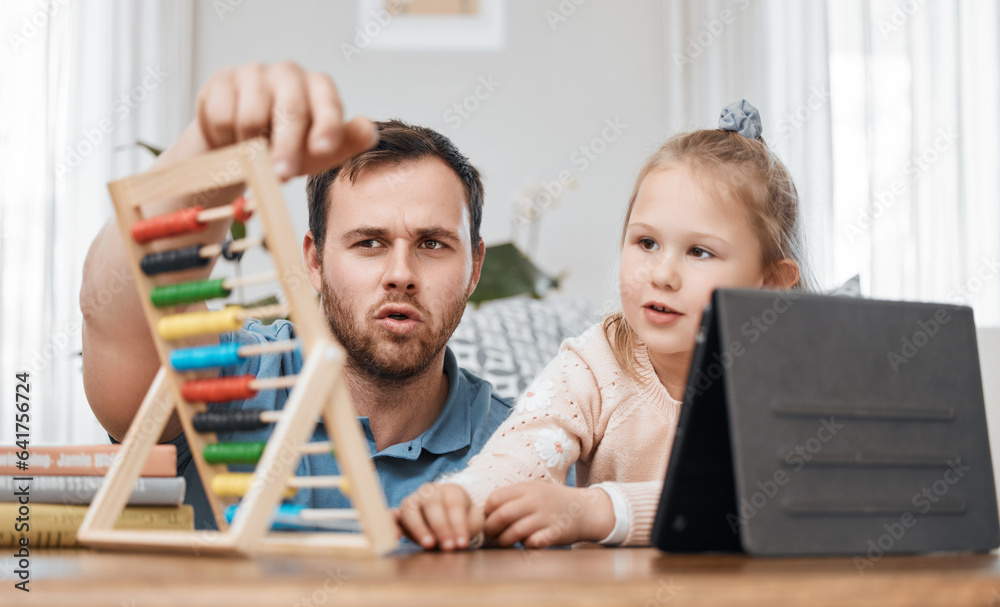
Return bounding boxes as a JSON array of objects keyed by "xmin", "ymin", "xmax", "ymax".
[{"xmin": 170, "ymin": 343, "xmax": 242, "ymax": 371}]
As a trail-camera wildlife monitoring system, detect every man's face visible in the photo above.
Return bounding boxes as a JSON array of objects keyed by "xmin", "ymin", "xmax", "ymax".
[{"xmin": 305, "ymin": 157, "xmax": 483, "ymax": 381}]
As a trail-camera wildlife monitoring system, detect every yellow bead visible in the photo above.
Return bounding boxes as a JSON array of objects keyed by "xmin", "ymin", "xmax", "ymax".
[
  {"xmin": 211, "ymin": 472, "xmax": 296, "ymax": 499},
  {"xmin": 158, "ymin": 307, "xmax": 243, "ymax": 340}
]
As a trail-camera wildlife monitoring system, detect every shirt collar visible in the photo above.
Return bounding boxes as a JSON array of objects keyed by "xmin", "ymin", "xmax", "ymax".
[
  {"xmin": 362, "ymin": 347, "xmax": 475, "ymax": 461},
  {"xmin": 418, "ymin": 347, "xmax": 475, "ymax": 455}
]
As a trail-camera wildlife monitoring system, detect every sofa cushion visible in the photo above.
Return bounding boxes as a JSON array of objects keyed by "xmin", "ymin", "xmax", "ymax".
[{"xmin": 449, "ymin": 297, "xmax": 602, "ymax": 400}]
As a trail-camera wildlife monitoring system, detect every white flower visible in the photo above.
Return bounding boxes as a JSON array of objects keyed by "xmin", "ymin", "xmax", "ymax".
[
  {"xmin": 601, "ymin": 380, "xmax": 623, "ymax": 400},
  {"xmin": 516, "ymin": 380, "xmax": 555, "ymax": 414},
  {"xmin": 534, "ymin": 427, "xmax": 570, "ymax": 469}
]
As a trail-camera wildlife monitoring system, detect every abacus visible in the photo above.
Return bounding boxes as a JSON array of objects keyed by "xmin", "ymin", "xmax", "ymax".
[{"xmin": 78, "ymin": 138, "xmax": 396, "ymax": 557}]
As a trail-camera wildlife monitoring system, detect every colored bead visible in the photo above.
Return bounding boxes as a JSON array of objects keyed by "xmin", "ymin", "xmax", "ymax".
[
  {"xmin": 180, "ymin": 375, "xmax": 256, "ymax": 402},
  {"xmin": 151, "ymin": 278, "xmax": 231, "ymax": 308},
  {"xmin": 220, "ymin": 240, "xmax": 244, "ymax": 262},
  {"xmin": 192, "ymin": 410, "xmax": 271, "ymax": 432},
  {"xmin": 231, "ymin": 196, "xmax": 253, "ymax": 222},
  {"xmin": 131, "ymin": 207, "xmax": 206, "ymax": 243},
  {"xmin": 140, "ymin": 245, "xmax": 210, "ymax": 275},
  {"xmin": 171, "ymin": 343, "xmax": 243, "ymax": 371},
  {"xmin": 158, "ymin": 307, "xmax": 242, "ymax": 340},
  {"xmin": 203, "ymin": 441, "xmax": 267, "ymax": 464},
  {"xmin": 212, "ymin": 473, "xmax": 296, "ymax": 498}
]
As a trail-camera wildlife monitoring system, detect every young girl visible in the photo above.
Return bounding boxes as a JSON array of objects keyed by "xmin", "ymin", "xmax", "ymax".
[{"xmin": 397, "ymin": 100, "xmax": 809, "ymax": 550}]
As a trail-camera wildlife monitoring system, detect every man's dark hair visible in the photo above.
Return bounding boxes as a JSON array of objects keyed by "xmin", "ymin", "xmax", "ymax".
[{"xmin": 306, "ymin": 119, "xmax": 484, "ymax": 259}]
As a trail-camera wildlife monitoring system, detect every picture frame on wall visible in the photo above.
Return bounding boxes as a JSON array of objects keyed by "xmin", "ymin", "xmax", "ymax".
[{"xmin": 355, "ymin": 0, "xmax": 506, "ymax": 52}]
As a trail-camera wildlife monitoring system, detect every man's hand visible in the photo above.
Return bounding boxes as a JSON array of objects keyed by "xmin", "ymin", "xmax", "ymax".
[
  {"xmin": 194, "ymin": 61, "xmax": 378, "ymax": 180},
  {"xmin": 397, "ymin": 483, "xmax": 484, "ymax": 551},
  {"xmin": 483, "ymin": 483, "xmax": 615, "ymax": 548}
]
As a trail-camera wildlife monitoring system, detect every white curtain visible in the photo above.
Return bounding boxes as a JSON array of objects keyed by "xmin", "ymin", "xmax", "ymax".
[
  {"xmin": 0, "ymin": 0, "xmax": 192, "ymax": 445},
  {"xmin": 664, "ymin": 0, "xmax": 1000, "ymax": 325}
]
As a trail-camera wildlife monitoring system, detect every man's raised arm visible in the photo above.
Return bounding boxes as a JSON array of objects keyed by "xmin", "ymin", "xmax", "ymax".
[{"xmin": 80, "ymin": 62, "xmax": 378, "ymax": 442}]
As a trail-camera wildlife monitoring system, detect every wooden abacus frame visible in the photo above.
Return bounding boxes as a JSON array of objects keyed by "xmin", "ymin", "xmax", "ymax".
[{"xmin": 78, "ymin": 138, "xmax": 397, "ymax": 557}]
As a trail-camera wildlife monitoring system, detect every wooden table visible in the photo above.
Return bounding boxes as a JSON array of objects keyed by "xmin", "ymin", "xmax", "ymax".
[{"xmin": 2, "ymin": 546, "xmax": 998, "ymax": 606}]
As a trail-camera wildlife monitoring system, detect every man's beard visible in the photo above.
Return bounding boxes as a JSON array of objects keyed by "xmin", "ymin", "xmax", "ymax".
[{"xmin": 319, "ymin": 278, "xmax": 468, "ymax": 383}]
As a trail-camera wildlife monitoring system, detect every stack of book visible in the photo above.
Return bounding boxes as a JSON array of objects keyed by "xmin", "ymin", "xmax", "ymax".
[{"xmin": 0, "ymin": 444, "xmax": 193, "ymax": 547}]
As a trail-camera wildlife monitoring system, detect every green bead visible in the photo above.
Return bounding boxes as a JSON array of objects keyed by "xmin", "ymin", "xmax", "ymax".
[
  {"xmin": 151, "ymin": 278, "xmax": 230, "ymax": 307},
  {"xmin": 203, "ymin": 441, "xmax": 267, "ymax": 464}
]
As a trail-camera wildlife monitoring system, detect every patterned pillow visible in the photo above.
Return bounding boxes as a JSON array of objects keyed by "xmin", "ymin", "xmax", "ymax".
[{"xmin": 449, "ymin": 297, "xmax": 602, "ymax": 400}]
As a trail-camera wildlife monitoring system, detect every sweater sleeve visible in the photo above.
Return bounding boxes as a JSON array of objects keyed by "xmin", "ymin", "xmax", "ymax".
[
  {"xmin": 595, "ymin": 480, "xmax": 662, "ymax": 546},
  {"xmin": 439, "ymin": 340, "xmax": 602, "ymax": 506}
]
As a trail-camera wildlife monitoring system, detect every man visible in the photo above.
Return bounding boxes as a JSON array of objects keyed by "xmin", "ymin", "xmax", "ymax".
[{"xmin": 81, "ymin": 63, "xmax": 511, "ymax": 529}]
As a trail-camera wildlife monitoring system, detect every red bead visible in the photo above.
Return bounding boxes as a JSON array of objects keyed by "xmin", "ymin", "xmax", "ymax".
[
  {"xmin": 131, "ymin": 207, "xmax": 206, "ymax": 244},
  {"xmin": 231, "ymin": 196, "xmax": 253, "ymax": 223},
  {"xmin": 181, "ymin": 375, "xmax": 256, "ymax": 402}
]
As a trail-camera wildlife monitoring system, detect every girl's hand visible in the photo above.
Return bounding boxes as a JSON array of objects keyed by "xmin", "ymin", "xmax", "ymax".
[
  {"xmin": 483, "ymin": 483, "xmax": 615, "ymax": 548},
  {"xmin": 397, "ymin": 483, "xmax": 484, "ymax": 551}
]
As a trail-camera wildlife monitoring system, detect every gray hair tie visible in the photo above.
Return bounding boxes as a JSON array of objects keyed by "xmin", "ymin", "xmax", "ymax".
[{"xmin": 719, "ymin": 99, "xmax": 762, "ymax": 139}]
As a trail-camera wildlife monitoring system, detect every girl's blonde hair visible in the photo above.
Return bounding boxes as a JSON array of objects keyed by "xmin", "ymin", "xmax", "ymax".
[{"xmin": 604, "ymin": 128, "xmax": 813, "ymax": 378}]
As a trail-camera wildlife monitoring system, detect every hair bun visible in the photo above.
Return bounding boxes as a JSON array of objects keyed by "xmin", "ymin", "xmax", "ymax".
[{"xmin": 719, "ymin": 99, "xmax": 762, "ymax": 139}]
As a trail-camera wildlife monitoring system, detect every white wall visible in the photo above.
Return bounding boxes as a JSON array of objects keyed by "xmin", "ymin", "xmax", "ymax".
[{"xmin": 191, "ymin": 0, "xmax": 673, "ymax": 311}]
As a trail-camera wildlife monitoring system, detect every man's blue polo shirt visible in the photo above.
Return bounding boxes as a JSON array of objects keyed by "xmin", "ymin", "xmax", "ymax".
[{"xmin": 170, "ymin": 319, "xmax": 513, "ymax": 530}]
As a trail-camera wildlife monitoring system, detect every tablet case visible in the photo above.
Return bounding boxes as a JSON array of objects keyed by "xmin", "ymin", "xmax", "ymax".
[{"xmin": 652, "ymin": 289, "xmax": 1000, "ymax": 556}]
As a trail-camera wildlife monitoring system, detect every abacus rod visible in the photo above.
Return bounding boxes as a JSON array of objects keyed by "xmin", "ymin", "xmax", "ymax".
[
  {"xmin": 298, "ymin": 441, "xmax": 335, "ymax": 455},
  {"xmin": 237, "ymin": 303, "xmax": 288, "ymax": 320},
  {"xmin": 249, "ymin": 375, "xmax": 298, "ymax": 391},
  {"xmin": 221, "ymin": 272, "xmax": 277, "ymax": 290},
  {"xmin": 199, "ymin": 235, "xmax": 265, "ymax": 259},
  {"xmin": 287, "ymin": 475, "xmax": 345, "ymax": 489},
  {"xmin": 237, "ymin": 338, "xmax": 301, "ymax": 357},
  {"xmin": 259, "ymin": 411, "xmax": 282, "ymax": 423},
  {"xmin": 292, "ymin": 508, "xmax": 358, "ymax": 522},
  {"xmin": 198, "ymin": 198, "xmax": 256, "ymax": 223}
]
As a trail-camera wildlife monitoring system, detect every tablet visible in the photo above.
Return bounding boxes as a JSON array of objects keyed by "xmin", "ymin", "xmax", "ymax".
[{"xmin": 652, "ymin": 289, "xmax": 1000, "ymax": 556}]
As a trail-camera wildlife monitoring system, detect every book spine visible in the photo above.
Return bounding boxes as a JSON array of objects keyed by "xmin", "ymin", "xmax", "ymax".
[
  {"xmin": 0, "ymin": 504, "xmax": 194, "ymax": 548},
  {"xmin": 0, "ymin": 445, "xmax": 176, "ymax": 477},
  {"xmin": 0, "ymin": 476, "xmax": 185, "ymax": 506}
]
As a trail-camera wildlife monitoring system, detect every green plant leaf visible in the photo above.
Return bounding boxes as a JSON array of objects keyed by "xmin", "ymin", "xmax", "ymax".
[
  {"xmin": 468, "ymin": 242, "xmax": 559, "ymax": 305},
  {"xmin": 135, "ymin": 141, "xmax": 164, "ymax": 157},
  {"xmin": 230, "ymin": 220, "xmax": 246, "ymax": 241}
]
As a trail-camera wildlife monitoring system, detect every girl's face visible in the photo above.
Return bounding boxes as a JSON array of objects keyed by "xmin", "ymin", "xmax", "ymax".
[{"xmin": 619, "ymin": 164, "xmax": 768, "ymax": 365}]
